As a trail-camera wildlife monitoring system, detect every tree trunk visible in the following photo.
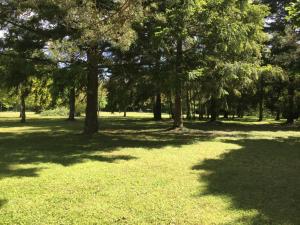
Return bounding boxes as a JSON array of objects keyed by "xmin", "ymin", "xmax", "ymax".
[
  {"xmin": 192, "ymin": 94, "xmax": 196, "ymax": 120},
  {"xmin": 154, "ymin": 92, "xmax": 162, "ymax": 120},
  {"xmin": 275, "ymin": 110, "xmax": 281, "ymax": 121},
  {"xmin": 286, "ymin": 76, "xmax": 295, "ymax": 124},
  {"xmin": 198, "ymin": 97, "xmax": 204, "ymax": 120},
  {"xmin": 258, "ymin": 75, "xmax": 264, "ymax": 122},
  {"xmin": 210, "ymin": 98, "xmax": 218, "ymax": 122},
  {"xmin": 198, "ymin": 105, "xmax": 204, "ymax": 120},
  {"xmin": 84, "ymin": 46, "xmax": 99, "ymax": 134},
  {"xmin": 173, "ymin": 38, "xmax": 183, "ymax": 129},
  {"xmin": 206, "ymin": 106, "xmax": 210, "ymax": 119},
  {"xmin": 174, "ymin": 91, "xmax": 183, "ymax": 128},
  {"xmin": 68, "ymin": 87, "xmax": 76, "ymax": 121},
  {"xmin": 237, "ymin": 101, "xmax": 244, "ymax": 118},
  {"xmin": 224, "ymin": 111, "xmax": 229, "ymax": 119},
  {"xmin": 186, "ymin": 89, "xmax": 191, "ymax": 120},
  {"xmin": 20, "ymin": 94, "xmax": 26, "ymax": 123},
  {"xmin": 169, "ymin": 93, "xmax": 174, "ymax": 119}
]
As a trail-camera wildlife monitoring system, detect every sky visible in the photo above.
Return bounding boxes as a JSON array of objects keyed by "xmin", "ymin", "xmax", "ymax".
[{"xmin": 0, "ymin": 30, "xmax": 6, "ymax": 39}]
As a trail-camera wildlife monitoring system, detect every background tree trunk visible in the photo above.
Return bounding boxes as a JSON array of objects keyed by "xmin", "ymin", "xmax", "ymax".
[
  {"xmin": 275, "ymin": 110, "xmax": 281, "ymax": 121},
  {"xmin": 154, "ymin": 92, "xmax": 162, "ymax": 120},
  {"xmin": 20, "ymin": 94, "xmax": 26, "ymax": 123},
  {"xmin": 68, "ymin": 87, "xmax": 76, "ymax": 121},
  {"xmin": 210, "ymin": 98, "xmax": 218, "ymax": 122},
  {"xmin": 237, "ymin": 100, "xmax": 244, "ymax": 118},
  {"xmin": 173, "ymin": 38, "xmax": 183, "ymax": 129},
  {"xmin": 258, "ymin": 75, "xmax": 264, "ymax": 122},
  {"xmin": 224, "ymin": 111, "xmax": 229, "ymax": 119},
  {"xmin": 286, "ymin": 76, "xmax": 295, "ymax": 124},
  {"xmin": 198, "ymin": 97, "xmax": 204, "ymax": 120},
  {"xmin": 169, "ymin": 93, "xmax": 174, "ymax": 119},
  {"xmin": 186, "ymin": 89, "xmax": 191, "ymax": 120},
  {"xmin": 124, "ymin": 106, "xmax": 127, "ymax": 117},
  {"xmin": 84, "ymin": 46, "xmax": 99, "ymax": 134},
  {"xmin": 192, "ymin": 94, "xmax": 196, "ymax": 120}
]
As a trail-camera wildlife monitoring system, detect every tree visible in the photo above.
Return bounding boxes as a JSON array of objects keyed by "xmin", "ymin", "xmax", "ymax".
[
  {"xmin": 1, "ymin": 0, "xmax": 142, "ymax": 133},
  {"xmin": 261, "ymin": 0, "xmax": 300, "ymax": 124},
  {"xmin": 192, "ymin": 0, "xmax": 268, "ymax": 122},
  {"xmin": 56, "ymin": 0, "xmax": 141, "ymax": 134},
  {"xmin": 257, "ymin": 65, "xmax": 285, "ymax": 121},
  {"xmin": 154, "ymin": 0, "xmax": 204, "ymax": 128},
  {"xmin": 49, "ymin": 39, "xmax": 86, "ymax": 121}
]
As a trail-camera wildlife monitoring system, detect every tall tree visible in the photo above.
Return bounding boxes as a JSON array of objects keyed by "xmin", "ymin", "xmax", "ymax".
[
  {"xmin": 1, "ymin": 0, "xmax": 141, "ymax": 133},
  {"xmin": 193, "ymin": 0, "xmax": 268, "ymax": 121}
]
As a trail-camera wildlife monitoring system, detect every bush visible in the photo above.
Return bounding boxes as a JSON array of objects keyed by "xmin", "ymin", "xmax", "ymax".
[
  {"xmin": 41, "ymin": 107, "xmax": 69, "ymax": 117},
  {"xmin": 75, "ymin": 102, "xmax": 85, "ymax": 117}
]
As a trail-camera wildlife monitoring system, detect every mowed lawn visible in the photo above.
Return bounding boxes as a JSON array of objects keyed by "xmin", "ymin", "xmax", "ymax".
[{"xmin": 0, "ymin": 112, "xmax": 299, "ymax": 225}]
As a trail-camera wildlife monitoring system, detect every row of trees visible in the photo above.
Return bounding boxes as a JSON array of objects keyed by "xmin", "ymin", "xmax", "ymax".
[{"xmin": 0, "ymin": 0, "xmax": 299, "ymax": 134}]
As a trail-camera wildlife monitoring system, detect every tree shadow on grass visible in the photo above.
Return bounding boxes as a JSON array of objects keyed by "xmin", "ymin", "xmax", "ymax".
[
  {"xmin": 0, "ymin": 117, "xmax": 169, "ymax": 134},
  {"xmin": 185, "ymin": 120, "xmax": 300, "ymax": 132},
  {"xmin": 0, "ymin": 166, "xmax": 42, "ymax": 179},
  {"xmin": 192, "ymin": 137, "xmax": 300, "ymax": 225},
  {"xmin": 0, "ymin": 118, "xmax": 211, "ymax": 179},
  {"xmin": 0, "ymin": 199, "xmax": 8, "ymax": 209},
  {"xmin": 1, "ymin": 116, "xmax": 298, "ymax": 134}
]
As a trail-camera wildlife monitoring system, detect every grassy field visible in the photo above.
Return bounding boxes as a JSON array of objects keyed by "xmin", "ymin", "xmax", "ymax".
[{"xmin": 0, "ymin": 112, "xmax": 299, "ymax": 225}]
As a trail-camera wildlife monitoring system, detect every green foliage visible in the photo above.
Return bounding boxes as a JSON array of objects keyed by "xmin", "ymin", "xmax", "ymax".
[
  {"xmin": 26, "ymin": 77, "xmax": 53, "ymax": 112},
  {"xmin": 259, "ymin": 65, "xmax": 286, "ymax": 81},
  {"xmin": 75, "ymin": 101, "xmax": 86, "ymax": 117},
  {"xmin": 0, "ymin": 90, "xmax": 18, "ymax": 110},
  {"xmin": 40, "ymin": 107, "xmax": 69, "ymax": 117},
  {"xmin": 287, "ymin": 0, "xmax": 300, "ymax": 28},
  {"xmin": 99, "ymin": 82, "xmax": 108, "ymax": 110}
]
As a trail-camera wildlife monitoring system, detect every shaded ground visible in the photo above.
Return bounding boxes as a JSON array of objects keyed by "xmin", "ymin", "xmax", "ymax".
[{"xmin": 193, "ymin": 137, "xmax": 300, "ymax": 225}]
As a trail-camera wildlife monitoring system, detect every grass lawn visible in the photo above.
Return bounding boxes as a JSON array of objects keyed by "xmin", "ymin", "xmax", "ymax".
[{"xmin": 0, "ymin": 112, "xmax": 299, "ymax": 225}]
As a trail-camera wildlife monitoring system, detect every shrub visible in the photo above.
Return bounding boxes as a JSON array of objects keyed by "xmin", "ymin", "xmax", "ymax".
[{"xmin": 41, "ymin": 107, "xmax": 69, "ymax": 117}]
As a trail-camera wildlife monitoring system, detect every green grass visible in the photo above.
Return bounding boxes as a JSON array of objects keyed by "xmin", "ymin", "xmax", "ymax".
[{"xmin": 0, "ymin": 112, "xmax": 299, "ymax": 225}]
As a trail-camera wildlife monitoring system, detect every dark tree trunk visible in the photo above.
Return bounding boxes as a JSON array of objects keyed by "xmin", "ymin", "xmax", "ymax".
[
  {"xmin": 275, "ymin": 110, "xmax": 281, "ymax": 121},
  {"xmin": 206, "ymin": 106, "xmax": 210, "ymax": 119},
  {"xmin": 192, "ymin": 94, "xmax": 196, "ymax": 120},
  {"xmin": 198, "ymin": 112, "xmax": 204, "ymax": 120},
  {"xmin": 286, "ymin": 76, "xmax": 295, "ymax": 124},
  {"xmin": 258, "ymin": 75, "xmax": 264, "ymax": 122},
  {"xmin": 186, "ymin": 89, "xmax": 191, "ymax": 120},
  {"xmin": 154, "ymin": 92, "xmax": 162, "ymax": 121},
  {"xmin": 173, "ymin": 38, "xmax": 183, "ymax": 129},
  {"xmin": 84, "ymin": 46, "xmax": 99, "ymax": 134},
  {"xmin": 68, "ymin": 87, "xmax": 76, "ymax": 121},
  {"xmin": 275, "ymin": 88, "xmax": 282, "ymax": 121},
  {"xmin": 237, "ymin": 101, "xmax": 244, "ymax": 118},
  {"xmin": 210, "ymin": 98, "xmax": 218, "ymax": 122},
  {"xmin": 168, "ymin": 92, "xmax": 174, "ymax": 119},
  {"xmin": 20, "ymin": 94, "xmax": 26, "ymax": 123},
  {"xmin": 174, "ymin": 91, "xmax": 183, "ymax": 128},
  {"xmin": 198, "ymin": 98, "xmax": 204, "ymax": 120},
  {"xmin": 198, "ymin": 104, "xmax": 204, "ymax": 120},
  {"xmin": 224, "ymin": 111, "xmax": 229, "ymax": 119}
]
